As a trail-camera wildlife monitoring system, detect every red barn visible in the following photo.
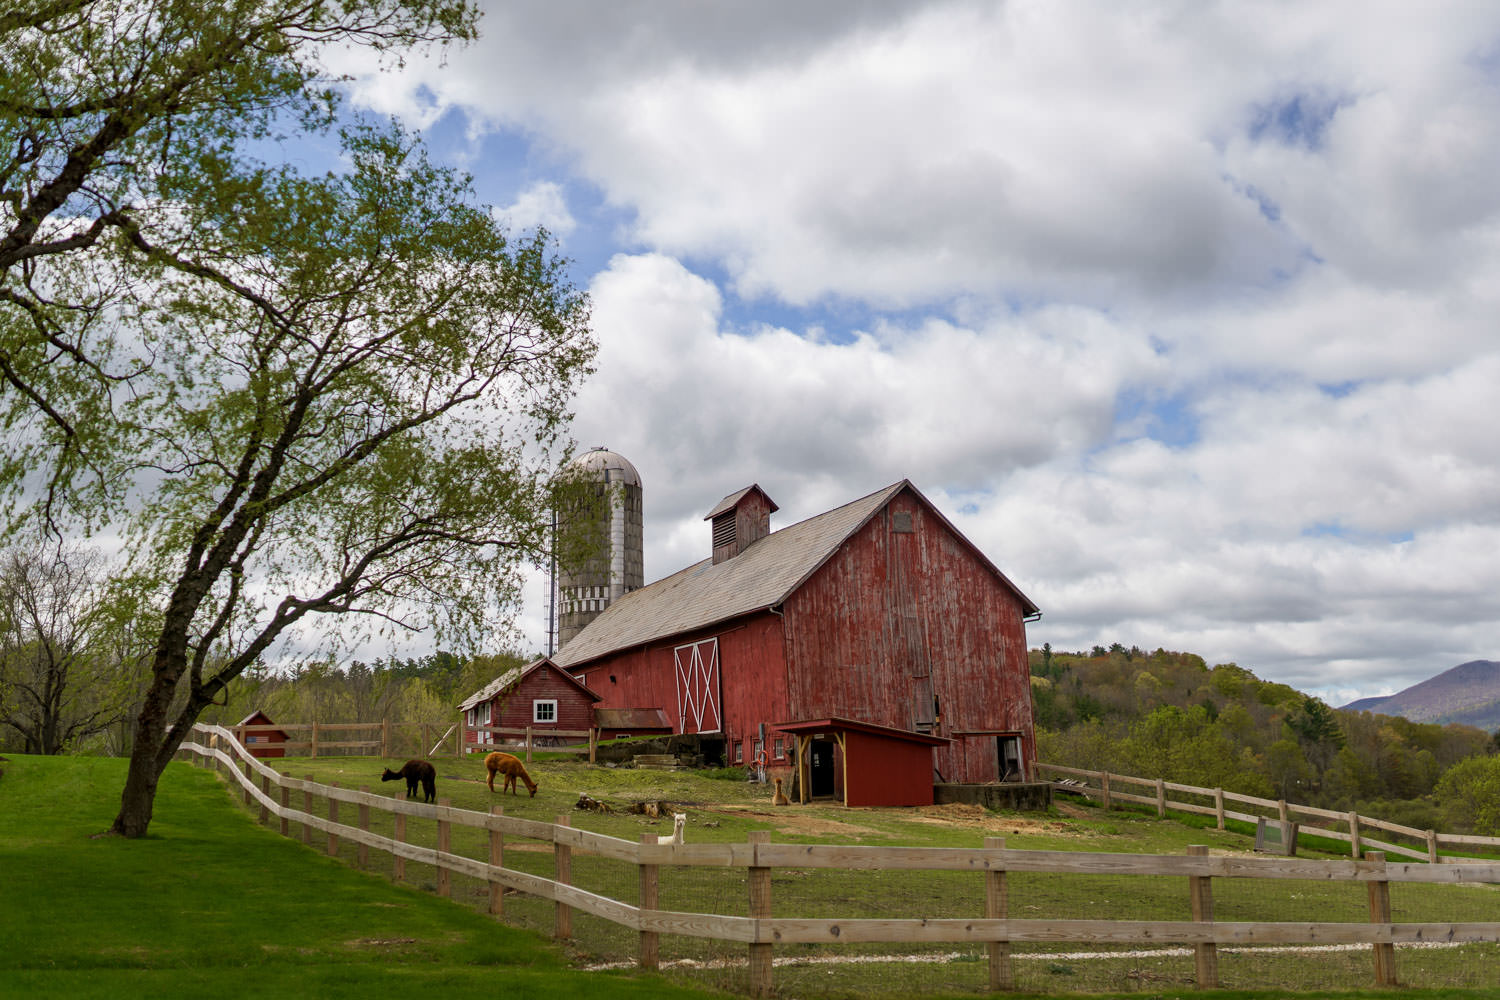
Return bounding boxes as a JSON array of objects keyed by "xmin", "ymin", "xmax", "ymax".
[
  {"xmin": 458, "ymin": 658, "xmax": 599, "ymax": 752},
  {"xmin": 553, "ymin": 480, "xmax": 1040, "ymax": 789},
  {"xmin": 235, "ymin": 710, "xmax": 287, "ymax": 759}
]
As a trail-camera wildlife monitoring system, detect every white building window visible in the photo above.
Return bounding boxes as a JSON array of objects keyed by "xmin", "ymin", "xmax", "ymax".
[{"xmin": 533, "ymin": 699, "xmax": 558, "ymax": 723}]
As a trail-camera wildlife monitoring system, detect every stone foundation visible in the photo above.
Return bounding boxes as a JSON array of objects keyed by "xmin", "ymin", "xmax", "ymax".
[{"xmin": 934, "ymin": 781, "xmax": 1052, "ymax": 812}]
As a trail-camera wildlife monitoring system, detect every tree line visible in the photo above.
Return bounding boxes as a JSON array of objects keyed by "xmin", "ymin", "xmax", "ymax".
[{"xmin": 1033, "ymin": 644, "xmax": 1500, "ymax": 836}]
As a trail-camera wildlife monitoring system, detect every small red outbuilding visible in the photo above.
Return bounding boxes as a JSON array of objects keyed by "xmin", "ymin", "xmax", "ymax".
[
  {"xmin": 458, "ymin": 657, "xmax": 600, "ymax": 752},
  {"xmin": 235, "ymin": 710, "xmax": 288, "ymax": 759},
  {"xmin": 774, "ymin": 717, "xmax": 950, "ymax": 807}
]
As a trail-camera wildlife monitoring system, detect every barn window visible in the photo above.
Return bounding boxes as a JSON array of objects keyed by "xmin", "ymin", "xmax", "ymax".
[
  {"xmin": 891, "ymin": 511, "xmax": 914, "ymax": 533},
  {"xmin": 732, "ymin": 740, "xmax": 743, "ymax": 763},
  {"xmin": 773, "ymin": 737, "xmax": 785, "ymax": 760},
  {"xmin": 533, "ymin": 699, "xmax": 557, "ymax": 723}
]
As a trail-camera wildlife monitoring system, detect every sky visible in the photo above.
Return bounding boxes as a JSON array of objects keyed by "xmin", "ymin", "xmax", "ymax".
[{"xmin": 321, "ymin": 1, "xmax": 1500, "ymax": 706}]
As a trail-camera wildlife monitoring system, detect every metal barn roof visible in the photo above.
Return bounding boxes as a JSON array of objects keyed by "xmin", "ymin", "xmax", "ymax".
[{"xmin": 552, "ymin": 479, "xmax": 1038, "ymax": 669}]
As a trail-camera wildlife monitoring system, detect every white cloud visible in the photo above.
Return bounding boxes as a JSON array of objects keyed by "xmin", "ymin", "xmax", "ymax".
[
  {"xmin": 321, "ymin": 3, "xmax": 1500, "ymax": 700},
  {"xmin": 493, "ymin": 181, "xmax": 576, "ymax": 238}
]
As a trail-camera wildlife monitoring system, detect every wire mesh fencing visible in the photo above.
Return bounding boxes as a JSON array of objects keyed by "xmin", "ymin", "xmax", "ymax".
[{"xmin": 188, "ymin": 727, "xmax": 1500, "ymax": 996}]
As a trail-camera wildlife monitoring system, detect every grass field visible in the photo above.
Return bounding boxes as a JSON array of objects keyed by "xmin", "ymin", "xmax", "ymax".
[{"xmin": 5, "ymin": 749, "xmax": 1500, "ymax": 1000}]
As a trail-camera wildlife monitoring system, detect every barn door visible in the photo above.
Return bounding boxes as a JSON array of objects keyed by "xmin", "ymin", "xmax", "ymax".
[{"xmin": 673, "ymin": 637, "xmax": 722, "ymax": 734}]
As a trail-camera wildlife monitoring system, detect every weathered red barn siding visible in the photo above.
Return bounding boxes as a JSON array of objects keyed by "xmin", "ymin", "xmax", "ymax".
[
  {"xmin": 572, "ymin": 613, "xmax": 791, "ymax": 753},
  {"xmin": 843, "ymin": 730, "xmax": 936, "ymax": 807},
  {"xmin": 781, "ymin": 490, "xmax": 1033, "ymax": 783}
]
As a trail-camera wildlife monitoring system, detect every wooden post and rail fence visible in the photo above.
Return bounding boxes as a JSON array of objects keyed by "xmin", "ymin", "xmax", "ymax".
[
  {"xmin": 183, "ymin": 724, "xmax": 1500, "ymax": 996},
  {"xmin": 1036, "ymin": 762, "xmax": 1500, "ymax": 864},
  {"xmin": 233, "ymin": 720, "xmax": 599, "ymax": 762}
]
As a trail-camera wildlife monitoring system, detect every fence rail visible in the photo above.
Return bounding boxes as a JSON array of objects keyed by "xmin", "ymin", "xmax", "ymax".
[
  {"xmin": 181, "ymin": 724, "xmax": 1500, "ymax": 996},
  {"xmin": 232, "ymin": 720, "xmax": 599, "ymax": 761},
  {"xmin": 1036, "ymin": 762, "xmax": 1496, "ymax": 863}
]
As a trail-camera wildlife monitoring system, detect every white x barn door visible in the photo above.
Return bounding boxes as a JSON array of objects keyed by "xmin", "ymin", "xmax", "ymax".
[{"xmin": 673, "ymin": 638, "xmax": 722, "ymax": 734}]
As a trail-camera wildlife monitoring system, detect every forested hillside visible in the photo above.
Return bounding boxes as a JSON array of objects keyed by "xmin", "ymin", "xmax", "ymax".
[{"xmin": 1032, "ymin": 644, "xmax": 1500, "ymax": 835}]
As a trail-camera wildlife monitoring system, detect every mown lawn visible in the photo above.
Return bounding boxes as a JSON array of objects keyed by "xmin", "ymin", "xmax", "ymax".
[
  {"xmin": 4, "ymin": 751, "xmax": 1498, "ymax": 1000},
  {"xmin": 0, "ymin": 753, "xmax": 723, "ymax": 1000}
]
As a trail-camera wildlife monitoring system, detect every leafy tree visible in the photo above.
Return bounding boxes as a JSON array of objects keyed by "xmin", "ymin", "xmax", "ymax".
[
  {"xmin": 1434, "ymin": 756, "xmax": 1500, "ymax": 835},
  {"xmin": 0, "ymin": 546, "xmax": 140, "ymax": 753},
  {"xmin": 100, "ymin": 126, "xmax": 591, "ymax": 838},
  {"xmin": 2, "ymin": 1, "xmax": 597, "ymax": 840}
]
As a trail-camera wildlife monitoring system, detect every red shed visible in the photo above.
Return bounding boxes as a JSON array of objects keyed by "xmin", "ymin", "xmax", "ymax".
[
  {"xmin": 554, "ymin": 480, "xmax": 1040, "ymax": 787},
  {"xmin": 235, "ymin": 710, "xmax": 288, "ymax": 759},
  {"xmin": 458, "ymin": 658, "xmax": 599, "ymax": 752},
  {"xmin": 775, "ymin": 717, "xmax": 950, "ymax": 807}
]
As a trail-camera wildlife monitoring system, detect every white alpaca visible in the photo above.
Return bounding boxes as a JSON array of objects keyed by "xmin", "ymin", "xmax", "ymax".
[{"xmin": 656, "ymin": 812, "xmax": 686, "ymax": 845}]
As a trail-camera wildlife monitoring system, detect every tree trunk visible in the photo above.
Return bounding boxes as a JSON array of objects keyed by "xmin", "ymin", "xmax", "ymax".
[{"xmin": 109, "ymin": 653, "xmax": 188, "ymax": 838}]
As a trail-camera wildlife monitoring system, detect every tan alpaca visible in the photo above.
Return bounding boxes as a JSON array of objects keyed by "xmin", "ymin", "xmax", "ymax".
[
  {"xmin": 485, "ymin": 751, "xmax": 539, "ymax": 797},
  {"xmin": 656, "ymin": 812, "xmax": 686, "ymax": 845},
  {"xmin": 772, "ymin": 776, "xmax": 790, "ymax": 806}
]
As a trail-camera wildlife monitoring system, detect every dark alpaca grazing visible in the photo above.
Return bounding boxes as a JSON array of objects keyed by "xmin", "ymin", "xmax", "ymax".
[{"xmin": 381, "ymin": 759, "xmax": 436, "ymax": 803}]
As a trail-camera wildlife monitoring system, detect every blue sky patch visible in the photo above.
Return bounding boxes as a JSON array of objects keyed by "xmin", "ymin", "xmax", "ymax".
[{"xmin": 1249, "ymin": 93, "xmax": 1347, "ymax": 150}]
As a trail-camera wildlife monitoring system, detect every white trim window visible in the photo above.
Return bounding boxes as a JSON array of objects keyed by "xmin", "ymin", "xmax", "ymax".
[{"xmin": 533, "ymin": 699, "xmax": 558, "ymax": 724}]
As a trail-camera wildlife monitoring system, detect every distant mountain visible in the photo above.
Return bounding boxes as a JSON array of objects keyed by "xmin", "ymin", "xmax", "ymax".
[{"xmin": 1340, "ymin": 660, "xmax": 1500, "ymax": 731}]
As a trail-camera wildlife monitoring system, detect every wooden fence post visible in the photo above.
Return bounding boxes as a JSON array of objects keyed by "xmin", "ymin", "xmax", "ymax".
[
  {"xmin": 311, "ymin": 720, "xmax": 319, "ymax": 758},
  {"xmin": 302, "ymin": 775, "xmax": 314, "ymax": 845},
  {"xmin": 589, "ymin": 727, "xmax": 598, "ymax": 764},
  {"xmin": 241, "ymin": 759, "xmax": 253, "ymax": 805},
  {"xmin": 1214, "ymin": 787, "xmax": 1225, "ymax": 830},
  {"xmin": 748, "ymin": 830, "xmax": 773, "ymax": 998},
  {"xmin": 393, "ymin": 790, "xmax": 407, "ymax": 882},
  {"xmin": 1278, "ymin": 799, "xmax": 1289, "ymax": 823},
  {"xmin": 327, "ymin": 782, "xmax": 340, "ymax": 857},
  {"xmin": 437, "ymin": 798, "xmax": 451, "ymax": 897},
  {"xmin": 381, "ymin": 719, "xmax": 391, "ymax": 758},
  {"xmin": 1155, "ymin": 778, "xmax": 1166, "ymax": 818},
  {"xmin": 358, "ymin": 786, "xmax": 371, "ymax": 869},
  {"xmin": 1349, "ymin": 811, "xmax": 1362, "ymax": 858},
  {"xmin": 526, "ymin": 726, "xmax": 533, "ymax": 763},
  {"xmin": 1426, "ymin": 829, "xmax": 1438, "ymax": 863},
  {"xmin": 259, "ymin": 774, "xmax": 271, "ymax": 825},
  {"xmin": 1366, "ymin": 850, "xmax": 1397, "ymax": 986},
  {"xmin": 1188, "ymin": 844, "xmax": 1218, "ymax": 988},
  {"xmin": 1101, "ymin": 772, "xmax": 1112, "ymax": 812},
  {"xmin": 489, "ymin": 805, "xmax": 505, "ymax": 917},
  {"xmin": 554, "ymin": 814, "xmax": 572, "ymax": 940},
  {"xmin": 984, "ymin": 836, "xmax": 1012, "ymax": 991},
  {"xmin": 639, "ymin": 833, "xmax": 660, "ymax": 970},
  {"xmin": 420, "ymin": 724, "xmax": 429, "ymax": 758},
  {"xmin": 279, "ymin": 780, "xmax": 290, "ymax": 837}
]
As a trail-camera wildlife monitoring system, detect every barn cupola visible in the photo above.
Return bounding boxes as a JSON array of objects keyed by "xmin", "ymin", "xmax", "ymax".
[{"xmin": 704, "ymin": 484, "xmax": 779, "ymax": 564}]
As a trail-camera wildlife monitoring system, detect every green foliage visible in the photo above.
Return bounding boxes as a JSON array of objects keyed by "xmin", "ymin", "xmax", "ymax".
[
  {"xmin": 2, "ymin": 3, "xmax": 600, "ymax": 836},
  {"xmin": 1032, "ymin": 644, "xmax": 1493, "ymax": 828}
]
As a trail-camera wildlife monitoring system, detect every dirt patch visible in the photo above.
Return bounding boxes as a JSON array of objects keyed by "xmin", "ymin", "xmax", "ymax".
[
  {"xmin": 710, "ymin": 804, "xmax": 883, "ymax": 838},
  {"xmin": 905, "ymin": 802, "xmax": 1078, "ymax": 836}
]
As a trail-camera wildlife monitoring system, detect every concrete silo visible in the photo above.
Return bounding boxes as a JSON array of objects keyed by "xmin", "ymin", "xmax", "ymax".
[{"xmin": 553, "ymin": 447, "xmax": 643, "ymax": 652}]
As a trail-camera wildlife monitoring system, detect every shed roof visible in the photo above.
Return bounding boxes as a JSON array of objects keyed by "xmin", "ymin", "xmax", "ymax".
[
  {"xmin": 553, "ymin": 479, "xmax": 1039, "ymax": 669},
  {"xmin": 772, "ymin": 716, "xmax": 951, "ymax": 747},
  {"xmin": 594, "ymin": 707, "xmax": 672, "ymax": 730},
  {"xmin": 457, "ymin": 657, "xmax": 600, "ymax": 712}
]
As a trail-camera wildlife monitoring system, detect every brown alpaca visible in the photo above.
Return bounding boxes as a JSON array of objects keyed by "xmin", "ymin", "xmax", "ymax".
[
  {"xmin": 381, "ymin": 759, "xmax": 436, "ymax": 803},
  {"xmin": 772, "ymin": 776, "xmax": 790, "ymax": 806},
  {"xmin": 485, "ymin": 751, "xmax": 538, "ymax": 797}
]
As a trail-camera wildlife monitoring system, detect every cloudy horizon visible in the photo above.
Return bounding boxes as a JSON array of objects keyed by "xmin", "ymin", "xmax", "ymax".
[{"xmin": 323, "ymin": 1, "xmax": 1500, "ymax": 706}]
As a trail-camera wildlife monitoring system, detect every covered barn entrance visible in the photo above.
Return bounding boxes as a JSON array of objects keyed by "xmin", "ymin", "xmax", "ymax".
[{"xmin": 774, "ymin": 717, "xmax": 950, "ymax": 807}]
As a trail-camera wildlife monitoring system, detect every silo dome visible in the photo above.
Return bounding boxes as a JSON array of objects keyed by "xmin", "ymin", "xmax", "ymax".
[
  {"xmin": 566, "ymin": 447, "xmax": 642, "ymax": 488},
  {"xmin": 554, "ymin": 448, "xmax": 644, "ymax": 651}
]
